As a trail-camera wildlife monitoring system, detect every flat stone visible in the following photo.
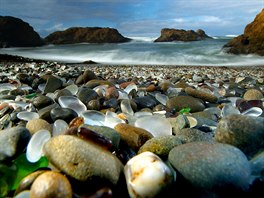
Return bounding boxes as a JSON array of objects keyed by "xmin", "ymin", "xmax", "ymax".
[
  {"xmin": 32, "ymin": 95, "xmax": 54, "ymax": 110},
  {"xmin": 50, "ymin": 107, "xmax": 78, "ymax": 123},
  {"xmin": 174, "ymin": 128, "xmax": 214, "ymax": 143},
  {"xmin": 43, "ymin": 135, "xmax": 123, "ymax": 184},
  {"xmin": 243, "ymin": 89, "xmax": 263, "ymax": 100},
  {"xmin": 77, "ymin": 86, "xmax": 98, "ymax": 104}
]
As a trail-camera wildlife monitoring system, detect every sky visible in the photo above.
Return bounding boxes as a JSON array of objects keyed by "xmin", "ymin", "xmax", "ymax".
[{"xmin": 1, "ymin": 0, "xmax": 264, "ymax": 37}]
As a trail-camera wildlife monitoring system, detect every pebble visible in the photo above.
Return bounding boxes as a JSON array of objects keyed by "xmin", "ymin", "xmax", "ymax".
[
  {"xmin": 214, "ymin": 115, "xmax": 264, "ymax": 158},
  {"xmin": 30, "ymin": 171, "xmax": 72, "ymax": 198},
  {"xmin": 124, "ymin": 151, "xmax": 173, "ymax": 198},
  {"xmin": 0, "ymin": 126, "xmax": 30, "ymax": 161},
  {"xmin": 166, "ymin": 95, "xmax": 205, "ymax": 113},
  {"xmin": 0, "ymin": 62, "xmax": 263, "ymax": 197},
  {"xmin": 43, "ymin": 135, "xmax": 123, "ymax": 184},
  {"xmin": 26, "ymin": 118, "xmax": 52, "ymax": 135},
  {"xmin": 114, "ymin": 123, "xmax": 153, "ymax": 151},
  {"xmin": 168, "ymin": 142, "xmax": 251, "ymax": 196}
]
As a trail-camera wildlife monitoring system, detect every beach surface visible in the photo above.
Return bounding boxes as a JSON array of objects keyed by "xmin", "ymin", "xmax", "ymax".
[{"xmin": 0, "ymin": 54, "xmax": 264, "ymax": 197}]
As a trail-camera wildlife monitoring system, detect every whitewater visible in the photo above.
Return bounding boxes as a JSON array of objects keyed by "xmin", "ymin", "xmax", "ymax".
[{"xmin": 1, "ymin": 36, "xmax": 264, "ymax": 66}]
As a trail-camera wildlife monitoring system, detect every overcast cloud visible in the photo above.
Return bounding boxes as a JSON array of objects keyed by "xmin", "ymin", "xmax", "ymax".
[{"xmin": 1, "ymin": 0, "xmax": 263, "ymax": 37}]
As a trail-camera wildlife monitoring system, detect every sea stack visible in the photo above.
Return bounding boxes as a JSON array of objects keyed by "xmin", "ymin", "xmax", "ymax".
[
  {"xmin": 45, "ymin": 27, "xmax": 131, "ymax": 44},
  {"xmin": 0, "ymin": 16, "xmax": 44, "ymax": 48},
  {"xmin": 154, "ymin": 28, "xmax": 212, "ymax": 42},
  {"xmin": 223, "ymin": 9, "xmax": 264, "ymax": 56}
]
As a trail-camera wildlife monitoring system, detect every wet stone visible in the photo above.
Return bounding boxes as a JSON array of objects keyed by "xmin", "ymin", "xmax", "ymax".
[
  {"xmin": 76, "ymin": 69, "xmax": 98, "ymax": 85},
  {"xmin": 50, "ymin": 107, "xmax": 78, "ymax": 123}
]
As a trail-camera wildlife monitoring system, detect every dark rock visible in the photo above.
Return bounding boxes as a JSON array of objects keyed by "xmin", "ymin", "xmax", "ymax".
[
  {"xmin": 223, "ymin": 9, "xmax": 264, "ymax": 55},
  {"xmin": 214, "ymin": 115, "xmax": 264, "ymax": 158},
  {"xmin": 168, "ymin": 142, "xmax": 251, "ymax": 196},
  {"xmin": 0, "ymin": 126, "xmax": 30, "ymax": 161},
  {"xmin": 50, "ymin": 107, "xmax": 78, "ymax": 123},
  {"xmin": 45, "ymin": 27, "xmax": 131, "ymax": 44},
  {"xmin": 43, "ymin": 76, "xmax": 63, "ymax": 94},
  {"xmin": 154, "ymin": 28, "xmax": 212, "ymax": 42},
  {"xmin": 0, "ymin": 16, "xmax": 44, "ymax": 48},
  {"xmin": 77, "ymin": 86, "xmax": 98, "ymax": 104},
  {"xmin": 33, "ymin": 95, "xmax": 54, "ymax": 110},
  {"xmin": 134, "ymin": 95, "xmax": 158, "ymax": 109},
  {"xmin": 75, "ymin": 69, "xmax": 98, "ymax": 85}
]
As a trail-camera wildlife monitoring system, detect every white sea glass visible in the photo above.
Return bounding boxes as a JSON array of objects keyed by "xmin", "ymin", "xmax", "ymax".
[{"xmin": 26, "ymin": 129, "xmax": 51, "ymax": 163}]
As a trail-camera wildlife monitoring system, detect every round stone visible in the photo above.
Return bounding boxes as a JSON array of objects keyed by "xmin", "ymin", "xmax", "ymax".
[
  {"xmin": 43, "ymin": 135, "xmax": 123, "ymax": 184},
  {"xmin": 243, "ymin": 89, "xmax": 263, "ymax": 100},
  {"xmin": 166, "ymin": 96, "xmax": 205, "ymax": 113},
  {"xmin": 30, "ymin": 171, "xmax": 72, "ymax": 198},
  {"xmin": 32, "ymin": 95, "xmax": 54, "ymax": 110},
  {"xmin": 185, "ymin": 87, "xmax": 218, "ymax": 103},
  {"xmin": 50, "ymin": 107, "xmax": 78, "ymax": 123},
  {"xmin": 26, "ymin": 119, "xmax": 52, "ymax": 135},
  {"xmin": 214, "ymin": 115, "xmax": 264, "ymax": 158},
  {"xmin": 168, "ymin": 142, "xmax": 251, "ymax": 195},
  {"xmin": 138, "ymin": 135, "xmax": 182, "ymax": 157}
]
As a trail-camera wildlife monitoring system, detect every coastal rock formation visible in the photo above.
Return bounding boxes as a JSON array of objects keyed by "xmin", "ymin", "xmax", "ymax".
[
  {"xmin": 223, "ymin": 9, "xmax": 264, "ymax": 55},
  {"xmin": 0, "ymin": 16, "xmax": 44, "ymax": 48},
  {"xmin": 154, "ymin": 28, "xmax": 212, "ymax": 42},
  {"xmin": 45, "ymin": 27, "xmax": 131, "ymax": 44}
]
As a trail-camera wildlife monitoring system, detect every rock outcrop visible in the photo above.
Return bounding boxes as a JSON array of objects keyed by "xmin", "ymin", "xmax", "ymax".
[
  {"xmin": 0, "ymin": 16, "xmax": 44, "ymax": 48},
  {"xmin": 45, "ymin": 27, "xmax": 131, "ymax": 44},
  {"xmin": 154, "ymin": 28, "xmax": 212, "ymax": 42},
  {"xmin": 223, "ymin": 9, "xmax": 264, "ymax": 56}
]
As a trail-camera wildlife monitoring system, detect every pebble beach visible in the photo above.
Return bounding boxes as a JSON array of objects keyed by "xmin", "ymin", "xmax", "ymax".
[{"xmin": 0, "ymin": 55, "xmax": 264, "ymax": 198}]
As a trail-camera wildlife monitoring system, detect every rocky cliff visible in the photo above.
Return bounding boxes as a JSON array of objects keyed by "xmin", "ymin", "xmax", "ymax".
[
  {"xmin": 45, "ymin": 27, "xmax": 131, "ymax": 44},
  {"xmin": 0, "ymin": 16, "xmax": 44, "ymax": 48},
  {"xmin": 223, "ymin": 9, "xmax": 264, "ymax": 56},
  {"xmin": 154, "ymin": 28, "xmax": 212, "ymax": 42}
]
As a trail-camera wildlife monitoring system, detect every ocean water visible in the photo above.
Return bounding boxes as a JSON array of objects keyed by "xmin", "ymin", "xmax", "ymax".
[{"xmin": 1, "ymin": 36, "xmax": 264, "ymax": 66}]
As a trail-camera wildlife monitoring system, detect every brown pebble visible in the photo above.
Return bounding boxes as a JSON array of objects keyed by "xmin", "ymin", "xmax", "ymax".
[{"xmin": 30, "ymin": 171, "xmax": 72, "ymax": 198}]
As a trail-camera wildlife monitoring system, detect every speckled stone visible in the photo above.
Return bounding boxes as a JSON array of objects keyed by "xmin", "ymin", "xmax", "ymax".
[
  {"xmin": 26, "ymin": 118, "xmax": 52, "ymax": 135},
  {"xmin": 175, "ymin": 128, "xmax": 214, "ymax": 143},
  {"xmin": 214, "ymin": 115, "xmax": 264, "ymax": 158},
  {"xmin": 166, "ymin": 96, "xmax": 205, "ymax": 113},
  {"xmin": 43, "ymin": 135, "xmax": 123, "ymax": 184},
  {"xmin": 138, "ymin": 135, "xmax": 182, "ymax": 157},
  {"xmin": 114, "ymin": 123, "xmax": 153, "ymax": 151},
  {"xmin": 169, "ymin": 142, "xmax": 251, "ymax": 194},
  {"xmin": 30, "ymin": 171, "xmax": 72, "ymax": 198},
  {"xmin": 243, "ymin": 89, "xmax": 263, "ymax": 100}
]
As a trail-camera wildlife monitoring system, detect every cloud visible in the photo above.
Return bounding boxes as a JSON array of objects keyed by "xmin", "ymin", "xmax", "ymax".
[{"xmin": 0, "ymin": 0, "xmax": 263, "ymax": 36}]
